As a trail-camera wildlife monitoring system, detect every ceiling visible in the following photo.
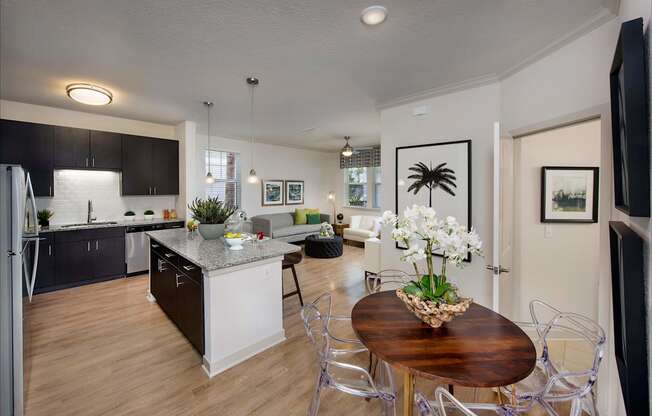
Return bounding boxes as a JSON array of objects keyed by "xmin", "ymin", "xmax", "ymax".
[{"xmin": 0, "ymin": 0, "xmax": 616, "ymax": 151}]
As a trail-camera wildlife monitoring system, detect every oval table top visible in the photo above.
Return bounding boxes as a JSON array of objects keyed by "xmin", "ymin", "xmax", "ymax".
[{"xmin": 351, "ymin": 291, "xmax": 536, "ymax": 388}]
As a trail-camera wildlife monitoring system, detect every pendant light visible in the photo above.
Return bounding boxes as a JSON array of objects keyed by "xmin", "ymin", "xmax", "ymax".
[
  {"xmin": 247, "ymin": 77, "xmax": 259, "ymax": 184},
  {"xmin": 341, "ymin": 136, "xmax": 353, "ymax": 157},
  {"xmin": 204, "ymin": 101, "xmax": 215, "ymax": 184}
]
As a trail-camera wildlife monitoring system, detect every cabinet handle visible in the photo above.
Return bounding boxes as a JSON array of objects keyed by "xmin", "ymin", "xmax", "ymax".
[
  {"xmin": 151, "ymin": 243, "xmax": 160, "ymax": 248},
  {"xmin": 154, "ymin": 187, "xmax": 157, "ymax": 195},
  {"xmin": 86, "ymin": 158, "xmax": 89, "ymax": 167},
  {"xmin": 157, "ymin": 259, "xmax": 168, "ymax": 272},
  {"xmin": 96, "ymin": 240, "xmax": 99, "ymax": 251},
  {"xmin": 164, "ymin": 253, "xmax": 176, "ymax": 258},
  {"xmin": 175, "ymin": 273, "xmax": 185, "ymax": 288},
  {"xmin": 48, "ymin": 244, "xmax": 52, "ymax": 256},
  {"xmin": 182, "ymin": 265, "xmax": 196, "ymax": 271},
  {"xmin": 149, "ymin": 187, "xmax": 152, "ymax": 195},
  {"xmin": 92, "ymin": 157, "xmax": 95, "ymax": 167},
  {"xmin": 87, "ymin": 241, "xmax": 90, "ymax": 252},
  {"xmin": 49, "ymin": 186, "xmax": 52, "ymax": 196}
]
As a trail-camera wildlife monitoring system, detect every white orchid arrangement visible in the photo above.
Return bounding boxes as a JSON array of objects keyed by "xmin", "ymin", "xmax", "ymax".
[{"xmin": 380, "ymin": 205, "xmax": 483, "ymax": 304}]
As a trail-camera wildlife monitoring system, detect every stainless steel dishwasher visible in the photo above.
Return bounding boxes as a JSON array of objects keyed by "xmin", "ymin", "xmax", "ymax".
[{"xmin": 126, "ymin": 221, "xmax": 183, "ymax": 275}]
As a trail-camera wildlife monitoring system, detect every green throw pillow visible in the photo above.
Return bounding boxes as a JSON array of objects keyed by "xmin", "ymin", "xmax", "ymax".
[
  {"xmin": 306, "ymin": 213, "xmax": 320, "ymax": 224},
  {"xmin": 294, "ymin": 209, "xmax": 308, "ymax": 225}
]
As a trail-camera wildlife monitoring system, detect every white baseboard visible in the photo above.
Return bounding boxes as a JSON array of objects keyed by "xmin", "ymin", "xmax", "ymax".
[
  {"xmin": 146, "ymin": 292, "xmax": 156, "ymax": 303},
  {"xmin": 201, "ymin": 330, "xmax": 286, "ymax": 378}
]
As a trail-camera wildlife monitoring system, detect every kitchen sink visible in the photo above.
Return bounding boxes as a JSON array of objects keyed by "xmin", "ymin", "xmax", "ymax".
[{"xmin": 61, "ymin": 221, "xmax": 118, "ymax": 228}]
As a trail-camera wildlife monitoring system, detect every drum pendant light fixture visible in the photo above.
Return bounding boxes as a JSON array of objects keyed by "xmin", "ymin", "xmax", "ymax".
[
  {"xmin": 204, "ymin": 101, "xmax": 215, "ymax": 184},
  {"xmin": 341, "ymin": 136, "xmax": 353, "ymax": 157},
  {"xmin": 247, "ymin": 77, "xmax": 260, "ymax": 184}
]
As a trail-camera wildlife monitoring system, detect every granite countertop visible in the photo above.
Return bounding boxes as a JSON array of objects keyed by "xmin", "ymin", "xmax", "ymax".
[
  {"xmin": 146, "ymin": 229, "xmax": 300, "ymax": 273},
  {"xmin": 40, "ymin": 218, "xmax": 185, "ymax": 233}
]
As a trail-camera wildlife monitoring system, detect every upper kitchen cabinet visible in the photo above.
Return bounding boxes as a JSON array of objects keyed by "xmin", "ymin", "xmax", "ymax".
[
  {"xmin": 122, "ymin": 135, "xmax": 178, "ymax": 196},
  {"xmin": 90, "ymin": 131, "xmax": 122, "ymax": 170},
  {"xmin": 54, "ymin": 127, "xmax": 122, "ymax": 170},
  {"xmin": 0, "ymin": 119, "xmax": 54, "ymax": 197},
  {"xmin": 53, "ymin": 126, "xmax": 89, "ymax": 168}
]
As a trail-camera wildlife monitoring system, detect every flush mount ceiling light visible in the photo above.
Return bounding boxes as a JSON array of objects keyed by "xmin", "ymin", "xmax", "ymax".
[
  {"xmin": 341, "ymin": 136, "xmax": 353, "ymax": 157},
  {"xmin": 361, "ymin": 5, "xmax": 388, "ymax": 26},
  {"xmin": 65, "ymin": 83, "xmax": 113, "ymax": 106}
]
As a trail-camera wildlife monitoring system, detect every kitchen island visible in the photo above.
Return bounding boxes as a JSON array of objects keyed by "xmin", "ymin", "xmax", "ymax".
[{"xmin": 146, "ymin": 228, "xmax": 300, "ymax": 378}]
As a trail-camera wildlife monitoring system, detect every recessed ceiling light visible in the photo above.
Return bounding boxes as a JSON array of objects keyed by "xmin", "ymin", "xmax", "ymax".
[
  {"xmin": 361, "ymin": 5, "xmax": 388, "ymax": 26},
  {"xmin": 66, "ymin": 83, "xmax": 113, "ymax": 106}
]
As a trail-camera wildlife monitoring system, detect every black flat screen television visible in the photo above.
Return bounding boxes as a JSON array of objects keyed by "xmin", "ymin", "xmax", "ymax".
[
  {"xmin": 609, "ymin": 221, "xmax": 648, "ymax": 415},
  {"xmin": 609, "ymin": 18, "xmax": 649, "ymax": 217}
]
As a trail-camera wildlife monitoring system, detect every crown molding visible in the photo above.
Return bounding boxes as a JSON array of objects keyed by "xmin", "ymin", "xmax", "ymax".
[
  {"xmin": 376, "ymin": 73, "xmax": 499, "ymax": 110},
  {"xmin": 499, "ymin": 7, "xmax": 617, "ymax": 80},
  {"xmin": 376, "ymin": 6, "xmax": 617, "ymax": 111}
]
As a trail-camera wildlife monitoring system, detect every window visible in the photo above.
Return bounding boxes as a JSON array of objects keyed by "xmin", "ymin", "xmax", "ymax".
[
  {"xmin": 373, "ymin": 167, "xmax": 381, "ymax": 209},
  {"xmin": 345, "ymin": 167, "xmax": 368, "ymax": 207},
  {"xmin": 205, "ymin": 150, "xmax": 241, "ymax": 208}
]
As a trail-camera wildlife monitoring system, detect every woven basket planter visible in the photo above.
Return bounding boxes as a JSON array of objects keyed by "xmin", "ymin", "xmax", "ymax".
[{"xmin": 396, "ymin": 288, "xmax": 472, "ymax": 328}]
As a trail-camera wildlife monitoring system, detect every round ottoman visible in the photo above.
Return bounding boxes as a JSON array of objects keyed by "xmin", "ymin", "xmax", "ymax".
[{"xmin": 304, "ymin": 235, "xmax": 343, "ymax": 258}]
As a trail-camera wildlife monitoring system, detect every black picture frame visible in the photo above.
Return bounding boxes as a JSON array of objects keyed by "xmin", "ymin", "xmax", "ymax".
[
  {"xmin": 395, "ymin": 139, "xmax": 472, "ymax": 262},
  {"xmin": 540, "ymin": 166, "xmax": 599, "ymax": 223},
  {"xmin": 609, "ymin": 221, "xmax": 649, "ymax": 415},
  {"xmin": 609, "ymin": 18, "xmax": 650, "ymax": 217}
]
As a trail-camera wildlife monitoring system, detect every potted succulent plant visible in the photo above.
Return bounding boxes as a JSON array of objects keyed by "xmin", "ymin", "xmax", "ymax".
[
  {"xmin": 188, "ymin": 197, "xmax": 237, "ymax": 240},
  {"xmin": 37, "ymin": 209, "xmax": 54, "ymax": 228},
  {"xmin": 124, "ymin": 210, "xmax": 136, "ymax": 221},
  {"xmin": 380, "ymin": 205, "xmax": 483, "ymax": 328},
  {"xmin": 143, "ymin": 210, "xmax": 155, "ymax": 220}
]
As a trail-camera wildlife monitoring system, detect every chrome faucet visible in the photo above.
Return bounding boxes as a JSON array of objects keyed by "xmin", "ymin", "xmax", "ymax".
[{"xmin": 87, "ymin": 200, "xmax": 97, "ymax": 224}]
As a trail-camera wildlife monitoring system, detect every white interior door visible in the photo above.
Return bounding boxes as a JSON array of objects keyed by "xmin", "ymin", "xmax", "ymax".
[{"xmin": 490, "ymin": 122, "xmax": 514, "ymax": 315}]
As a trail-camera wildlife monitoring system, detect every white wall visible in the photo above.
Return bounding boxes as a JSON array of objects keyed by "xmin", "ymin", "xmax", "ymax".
[
  {"xmin": 0, "ymin": 99, "xmax": 176, "ymax": 139},
  {"xmin": 513, "ymin": 120, "xmax": 602, "ymax": 321},
  {"xmin": 36, "ymin": 170, "xmax": 175, "ymax": 223},
  {"xmin": 192, "ymin": 134, "xmax": 339, "ymax": 219},
  {"xmin": 380, "ymin": 83, "xmax": 501, "ymax": 306}
]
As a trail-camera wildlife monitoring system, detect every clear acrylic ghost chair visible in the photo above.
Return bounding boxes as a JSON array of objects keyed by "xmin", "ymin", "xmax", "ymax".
[
  {"xmin": 415, "ymin": 387, "xmax": 544, "ymax": 416},
  {"xmin": 301, "ymin": 293, "xmax": 396, "ymax": 416},
  {"xmin": 366, "ymin": 269, "xmax": 411, "ymax": 294},
  {"xmin": 502, "ymin": 300, "xmax": 606, "ymax": 416}
]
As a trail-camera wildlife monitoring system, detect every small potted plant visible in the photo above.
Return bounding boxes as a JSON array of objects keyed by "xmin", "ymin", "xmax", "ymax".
[
  {"xmin": 124, "ymin": 210, "xmax": 136, "ymax": 221},
  {"xmin": 380, "ymin": 205, "xmax": 483, "ymax": 328},
  {"xmin": 188, "ymin": 196, "xmax": 237, "ymax": 240},
  {"xmin": 37, "ymin": 209, "xmax": 54, "ymax": 228},
  {"xmin": 143, "ymin": 210, "xmax": 155, "ymax": 220}
]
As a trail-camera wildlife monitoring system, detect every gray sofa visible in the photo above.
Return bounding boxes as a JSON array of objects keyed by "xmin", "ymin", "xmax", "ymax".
[{"xmin": 251, "ymin": 212, "xmax": 331, "ymax": 243}]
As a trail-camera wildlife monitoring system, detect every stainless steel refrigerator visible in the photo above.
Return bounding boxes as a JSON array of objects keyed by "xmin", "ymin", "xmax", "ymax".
[{"xmin": 0, "ymin": 165, "xmax": 40, "ymax": 416}]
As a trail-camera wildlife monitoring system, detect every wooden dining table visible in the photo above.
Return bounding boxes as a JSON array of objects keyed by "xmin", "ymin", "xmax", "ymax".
[{"xmin": 351, "ymin": 291, "xmax": 536, "ymax": 416}]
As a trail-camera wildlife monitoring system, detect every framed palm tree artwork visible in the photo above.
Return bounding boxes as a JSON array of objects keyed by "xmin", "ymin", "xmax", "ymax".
[{"xmin": 395, "ymin": 140, "xmax": 472, "ymax": 260}]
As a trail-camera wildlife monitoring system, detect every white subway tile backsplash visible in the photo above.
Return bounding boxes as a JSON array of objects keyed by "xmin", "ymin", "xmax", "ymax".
[{"xmin": 36, "ymin": 170, "xmax": 177, "ymax": 224}]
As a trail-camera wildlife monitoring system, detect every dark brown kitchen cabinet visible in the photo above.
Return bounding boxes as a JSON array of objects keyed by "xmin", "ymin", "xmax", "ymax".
[
  {"xmin": 54, "ymin": 126, "xmax": 89, "ymax": 168},
  {"xmin": 53, "ymin": 227, "xmax": 125, "ymax": 287},
  {"xmin": 151, "ymin": 138, "xmax": 179, "ymax": 195},
  {"xmin": 0, "ymin": 119, "xmax": 54, "ymax": 197},
  {"xmin": 54, "ymin": 127, "xmax": 122, "ymax": 170},
  {"xmin": 150, "ymin": 243, "xmax": 204, "ymax": 354},
  {"xmin": 35, "ymin": 234, "xmax": 55, "ymax": 292},
  {"xmin": 122, "ymin": 135, "xmax": 178, "ymax": 196},
  {"xmin": 90, "ymin": 131, "xmax": 122, "ymax": 170}
]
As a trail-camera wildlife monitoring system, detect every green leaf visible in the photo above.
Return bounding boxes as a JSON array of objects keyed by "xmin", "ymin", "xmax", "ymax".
[
  {"xmin": 434, "ymin": 282, "xmax": 452, "ymax": 297},
  {"xmin": 420, "ymin": 275, "xmax": 430, "ymax": 289},
  {"xmin": 404, "ymin": 283, "xmax": 424, "ymax": 298}
]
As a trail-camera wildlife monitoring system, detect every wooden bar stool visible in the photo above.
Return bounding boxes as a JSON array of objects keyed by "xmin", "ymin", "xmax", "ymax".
[{"xmin": 282, "ymin": 250, "xmax": 304, "ymax": 306}]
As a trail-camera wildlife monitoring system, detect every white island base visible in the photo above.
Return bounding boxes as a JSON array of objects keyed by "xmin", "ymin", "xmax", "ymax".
[{"xmin": 201, "ymin": 256, "xmax": 286, "ymax": 378}]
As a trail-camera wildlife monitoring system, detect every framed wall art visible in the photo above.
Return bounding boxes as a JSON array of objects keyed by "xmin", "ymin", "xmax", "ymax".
[
  {"xmin": 285, "ymin": 180, "xmax": 304, "ymax": 205},
  {"xmin": 395, "ymin": 139, "xmax": 472, "ymax": 261},
  {"xmin": 261, "ymin": 179, "xmax": 284, "ymax": 206},
  {"xmin": 540, "ymin": 166, "xmax": 599, "ymax": 223}
]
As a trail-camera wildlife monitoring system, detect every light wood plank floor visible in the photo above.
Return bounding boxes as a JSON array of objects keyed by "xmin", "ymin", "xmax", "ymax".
[{"xmin": 24, "ymin": 245, "xmax": 572, "ymax": 415}]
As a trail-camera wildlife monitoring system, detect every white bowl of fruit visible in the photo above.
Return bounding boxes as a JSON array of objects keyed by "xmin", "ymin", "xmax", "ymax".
[{"xmin": 224, "ymin": 232, "xmax": 244, "ymax": 250}]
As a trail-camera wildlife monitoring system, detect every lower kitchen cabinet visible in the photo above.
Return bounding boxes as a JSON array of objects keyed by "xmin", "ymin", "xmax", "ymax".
[
  {"xmin": 150, "ymin": 244, "xmax": 204, "ymax": 354},
  {"xmin": 40, "ymin": 227, "xmax": 127, "ymax": 290}
]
